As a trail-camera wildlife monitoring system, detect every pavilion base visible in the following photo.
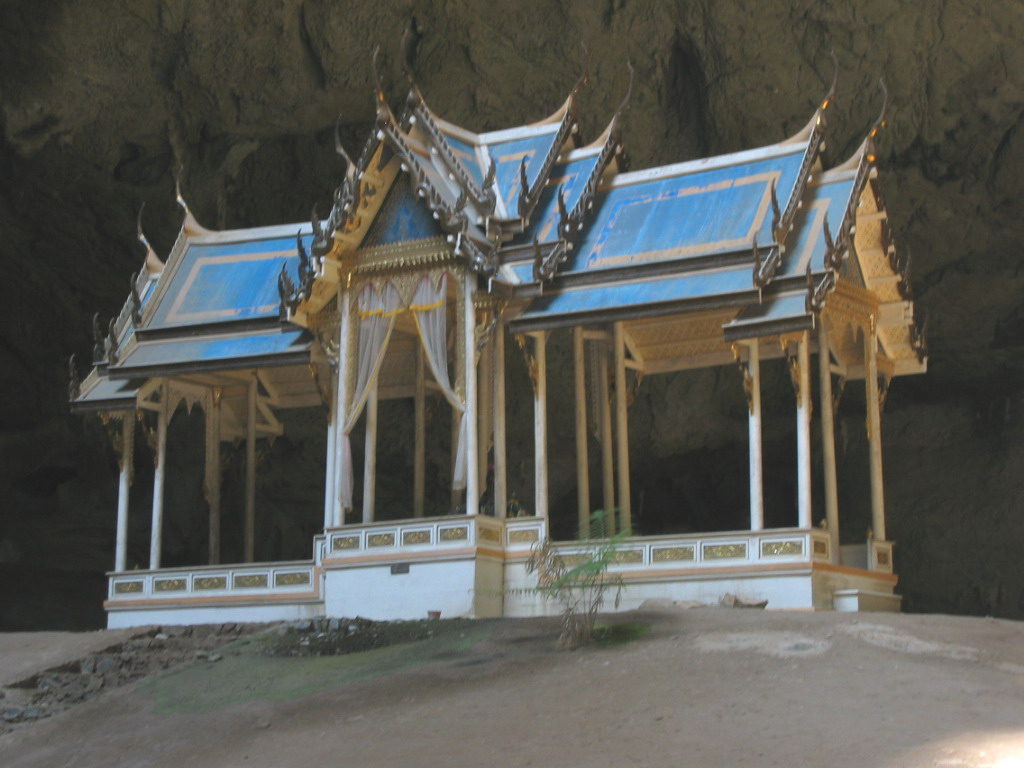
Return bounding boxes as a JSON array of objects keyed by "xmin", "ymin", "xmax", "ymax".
[{"xmin": 104, "ymin": 518, "xmax": 900, "ymax": 627}]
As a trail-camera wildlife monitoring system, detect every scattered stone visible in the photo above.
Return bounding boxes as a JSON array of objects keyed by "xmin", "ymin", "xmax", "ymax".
[{"xmin": 0, "ymin": 622, "xmax": 269, "ymax": 736}]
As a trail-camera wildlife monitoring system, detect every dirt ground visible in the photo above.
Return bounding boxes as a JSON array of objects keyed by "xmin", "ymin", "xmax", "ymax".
[{"xmin": 2, "ymin": 608, "xmax": 1024, "ymax": 768}]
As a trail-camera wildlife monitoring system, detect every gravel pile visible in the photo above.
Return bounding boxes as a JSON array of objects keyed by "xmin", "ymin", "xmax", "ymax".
[{"xmin": 261, "ymin": 616, "xmax": 464, "ymax": 657}]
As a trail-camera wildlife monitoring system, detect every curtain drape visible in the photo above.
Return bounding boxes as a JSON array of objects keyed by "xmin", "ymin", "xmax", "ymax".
[
  {"xmin": 410, "ymin": 273, "xmax": 467, "ymax": 489},
  {"xmin": 338, "ymin": 272, "xmax": 467, "ymax": 513},
  {"xmin": 338, "ymin": 282, "xmax": 402, "ymax": 511}
]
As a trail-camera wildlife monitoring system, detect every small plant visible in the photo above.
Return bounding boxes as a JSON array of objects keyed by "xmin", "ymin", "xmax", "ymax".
[{"xmin": 526, "ymin": 509, "xmax": 628, "ymax": 650}]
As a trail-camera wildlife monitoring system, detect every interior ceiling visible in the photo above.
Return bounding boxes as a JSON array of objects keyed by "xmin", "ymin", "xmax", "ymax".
[{"xmin": 1, "ymin": 0, "xmax": 1023, "ymax": 627}]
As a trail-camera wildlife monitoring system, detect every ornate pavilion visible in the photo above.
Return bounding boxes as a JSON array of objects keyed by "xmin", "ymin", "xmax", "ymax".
[{"xmin": 69, "ymin": 57, "xmax": 926, "ymax": 627}]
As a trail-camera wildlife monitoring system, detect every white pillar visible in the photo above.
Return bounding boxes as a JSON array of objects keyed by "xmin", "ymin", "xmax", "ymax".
[
  {"xmin": 493, "ymin": 324, "xmax": 508, "ymax": 519},
  {"xmin": 464, "ymin": 273, "xmax": 479, "ymax": 516},
  {"xmin": 818, "ymin": 322, "xmax": 840, "ymax": 560},
  {"xmin": 597, "ymin": 344, "xmax": 615, "ymax": 535},
  {"xmin": 323, "ymin": 392, "xmax": 337, "ymax": 530},
  {"xmin": 413, "ymin": 344, "xmax": 426, "ymax": 518},
  {"xmin": 865, "ymin": 324, "xmax": 886, "ymax": 541},
  {"xmin": 114, "ymin": 413, "xmax": 134, "ymax": 571},
  {"xmin": 333, "ymin": 287, "xmax": 352, "ymax": 527},
  {"xmin": 533, "ymin": 332, "xmax": 548, "ymax": 520},
  {"xmin": 362, "ymin": 380, "xmax": 379, "ymax": 523},
  {"xmin": 477, "ymin": 332, "xmax": 493, "ymax": 497},
  {"xmin": 796, "ymin": 332, "xmax": 813, "ymax": 529},
  {"xmin": 149, "ymin": 385, "xmax": 168, "ymax": 569},
  {"xmin": 573, "ymin": 327, "xmax": 590, "ymax": 538},
  {"xmin": 613, "ymin": 322, "xmax": 631, "ymax": 534},
  {"xmin": 747, "ymin": 340, "xmax": 764, "ymax": 531},
  {"xmin": 450, "ymin": 407, "xmax": 461, "ymax": 515},
  {"xmin": 205, "ymin": 391, "xmax": 221, "ymax": 565},
  {"xmin": 244, "ymin": 375, "xmax": 257, "ymax": 562}
]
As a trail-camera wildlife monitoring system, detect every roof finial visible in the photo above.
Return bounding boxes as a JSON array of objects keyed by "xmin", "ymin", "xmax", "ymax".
[
  {"xmin": 135, "ymin": 202, "xmax": 165, "ymax": 273},
  {"xmin": 769, "ymin": 178, "xmax": 781, "ymax": 239},
  {"xmin": 174, "ymin": 165, "xmax": 213, "ymax": 236},
  {"xmin": 401, "ymin": 17, "xmax": 421, "ymax": 85},
  {"xmin": 616, "ymin": 59, "xmax": 635, "ymax": 117},
  {"xmin": 572, "ymin": 40, "xmax": 591, "ymax": 97},
  {"xmin": 820, "ymin": 49, "xmax": 839, "ymax": 111},
  {"xmin": 372, "ymin": 44, "xmax": 387, "ymax": 103},
  {"xmin": 277, "ymin": 263, "xmax": 296, "ymax": 322},
  {"xmin": 67, "ymin": 354, "xmax": 80, "ymax": 401},
  {"xmin": 136, "ymin": 202, "xmax": 153, "ymax": 254},
  {"xmin": 868, "ymin": 77, "xmax": 889, "ymax": 140},
  {"xmin": 174, "ymin": 165, "xmax": 191, "ymax": 218},
  {"xmin": 105, "ymin": 318, "xmax": 118, "ymax": 366},
  {"xmin": 129, "ymin": 271, "xmax": 143, "ymax": 324},
  {"xmin": 334, "ymin": 115, "xmax": 354, "ymax": 169},
  {"xmin": 92, "ymin": 313, "xmax": 105, "ymax": 362}
]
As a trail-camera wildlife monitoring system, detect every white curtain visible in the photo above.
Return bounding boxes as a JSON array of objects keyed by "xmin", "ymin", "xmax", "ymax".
[
  {"xmin": 338, "ymin": 282, "xmax": 402, "ymax": 511},
  {"xmin": 410, "ymin": 273, "xmax": 468, "ymax": 490}
]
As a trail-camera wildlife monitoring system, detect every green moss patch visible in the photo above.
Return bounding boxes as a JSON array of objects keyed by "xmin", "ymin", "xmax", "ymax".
[{"xmin": 141, "ymin": 620, "xmax": 492, "ymax": 715}]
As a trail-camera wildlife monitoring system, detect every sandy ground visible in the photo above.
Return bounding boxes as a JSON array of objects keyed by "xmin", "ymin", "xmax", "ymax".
[{"xmin": 2, "ymin": 609, "xmax": 1024, "ymax": 768}]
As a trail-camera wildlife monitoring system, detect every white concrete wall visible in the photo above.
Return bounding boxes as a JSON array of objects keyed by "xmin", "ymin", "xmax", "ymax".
[
  {"xmin": 106, "ymin": 601, "xmax": 323, "ymax": 629},
  {"xmin": 503, "ymin": 564, "xmax": 817, "ymax": 616},
  {"xmin": 323, "ymin": 558, "xmax": 481, "ymax": 620}
]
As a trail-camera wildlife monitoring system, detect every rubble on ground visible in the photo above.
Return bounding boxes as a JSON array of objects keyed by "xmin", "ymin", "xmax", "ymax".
[{"xmin": 0, "ymin": 623, "xmax": 265, "ymax": 734}]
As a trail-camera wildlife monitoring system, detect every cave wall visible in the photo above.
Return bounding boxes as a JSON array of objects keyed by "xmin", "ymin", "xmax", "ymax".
[{"xmin": 1, "ymin": 0, "xmax": 1022, "ymax": 627}]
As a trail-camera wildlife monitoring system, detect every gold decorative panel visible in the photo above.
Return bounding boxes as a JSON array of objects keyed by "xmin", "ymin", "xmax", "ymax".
[
  {"xmin": 478, "ymin": 527, "xmax": 500, "ymax": 543},
  {"xmin": 876, "ymin": 550, "xmax": 890, "ymax": 566},
  {"xmin": 113, "ymin": 581, "xmax": 143, "ymax": 594},
  {"xmin": 194, "ymin": 576, "xmax": 227, "ymax": 591},
  {"xmin": 558, "ymin": 554, "xmax": 588, "ymax": 567},
  {"xmin": 508, "ymin": 528, "xmax": 539, "ymax": 544},
  {"xmin": 154, "ymin": 578, "xmax": 186, "ymax": 592},
  {"xmin": 275, "ymin": 571, "xmax": 311, "ymax": 587},
  {"xmin": 332, "ymin": 535, "xmax": 360, "ymax": 551},
  {"xmin": 613, "ymin": 550, "xmax": 643, "ymax": 564},
  {"xmin": 367, "ymin": 533, "xmax": 396, "ymax": 547},
  {"xmin": 403, "ymin": 530, "xmax": 431, "ymax": 545},
  {"xmin": 440, "ymin": 526, "xmax": 469, "ymax": 541},
  {"xmin": 761, "ymin": 540, "xmax": 804, "ymax": 557},
  {"xmin": 813, "ymin": 540, "xmax": 828, "ymax": 556},
  {"xmin": 233, "ymin": 574, "xmax": 268, "ymax": 589},
  {"xmin": 703, "ymin": 543, "xmax": 747, "ymax": 560},
  {"xmin": 652, "ymin": 546, "xmax": 695, "ymax": 562}
]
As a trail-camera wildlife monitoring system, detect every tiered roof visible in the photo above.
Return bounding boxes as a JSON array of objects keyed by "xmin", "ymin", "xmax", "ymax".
[{"xmin": 70, "ymin": 58, "xmax": 926, "ymax": 413}]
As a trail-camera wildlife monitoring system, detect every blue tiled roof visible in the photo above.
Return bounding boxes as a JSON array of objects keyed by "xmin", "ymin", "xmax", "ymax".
[
  {"xmin": 363, "ymin": 178, "xmax": 444, "ymax": 248},
  {"xmin": 485, "ymin": 129, "xmax": 561, "ymax": 215},
  {"xmin": 111, "ymin": 328, "xmax": 311, "ymax": 375},
  {"xmin": 515, "ymin": 265, "xmax": 755, "ymax": 327},
  {"xmin": 518, "ymin": 153, "xmax": 602, "ymax": 245},
  {"xmin": 779, "ymin": 174, "xmax": 857, "ymax": 279},
  {"xmin": 145, "ymin": 233, "xmax": 307, "ymax": 330},
  {"xmin": 560, "ymin": 146, "xmax": 808, "ymax": 276},
  {"xmin": 445, "ymin": 133, "xmax": 486, "ymax": 186}
]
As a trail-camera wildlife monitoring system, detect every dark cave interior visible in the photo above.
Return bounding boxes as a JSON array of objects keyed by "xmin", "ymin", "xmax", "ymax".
[{"xmin": 1, "ymin": 0, "xmax": 1022, "ymax": 629}]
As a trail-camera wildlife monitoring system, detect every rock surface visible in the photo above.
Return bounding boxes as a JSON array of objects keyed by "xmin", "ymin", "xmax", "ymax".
[{"xmin": 0, "ymin": 1, "xmax": 1022, "ymax": 624}]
